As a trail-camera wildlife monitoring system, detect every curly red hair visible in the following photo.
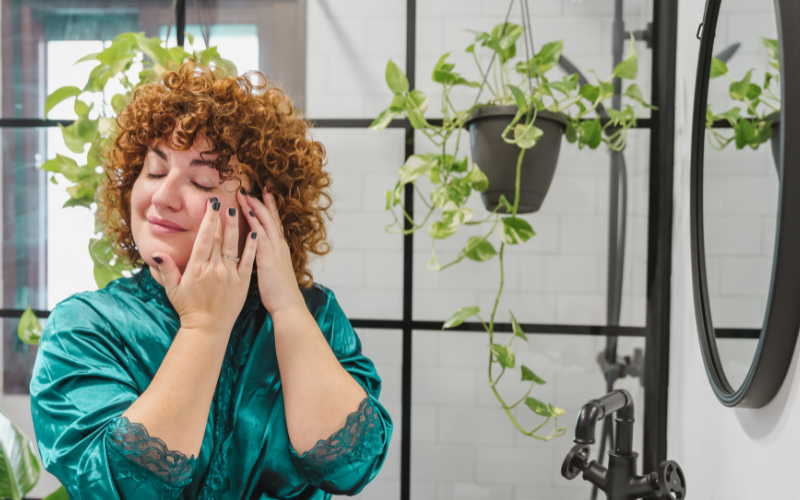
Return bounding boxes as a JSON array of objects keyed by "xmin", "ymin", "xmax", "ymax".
[{"xmin": 97, "ymin": 61, "xmax": 332, "ymax": 291}]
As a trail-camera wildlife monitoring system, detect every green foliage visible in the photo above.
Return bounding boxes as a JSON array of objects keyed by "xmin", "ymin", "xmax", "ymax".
[
  {"xmin": 17, "ymin": 306, "xmax": 42, "ymax": 345},
  {"xmin": 369, "ymin": 21, "xmax": 659, "ymax": 442},
  {"xmin": 43, "ymin": 32, "xmax": 237, "ymax": 289},
  {"xmin": 706, "ymin": 37, "xmax": 781, "ymax": 151}
]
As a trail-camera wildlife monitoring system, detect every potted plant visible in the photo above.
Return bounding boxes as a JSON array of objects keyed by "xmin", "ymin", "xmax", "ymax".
[
  {"xmin": 43, "ymin": 31, "xmax": 236, "ymax": 287},
  {"xmin": 368, "ymin": 22, "xmax": 654, "ymax": 441},
  {"xmin": 705, "ymin": 37, "xmax": 781, "ymax": 169}
]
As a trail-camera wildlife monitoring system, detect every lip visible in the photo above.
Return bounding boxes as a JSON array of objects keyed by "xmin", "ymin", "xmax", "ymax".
[{"xmin": 148, "ymin": 217, "xmax": 185, "ymax": 234}]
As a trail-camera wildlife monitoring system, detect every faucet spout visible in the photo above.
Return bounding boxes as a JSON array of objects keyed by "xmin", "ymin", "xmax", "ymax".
[{"xmin": 574, "ymin": 389, "xmax": 632, "ymax": 446}]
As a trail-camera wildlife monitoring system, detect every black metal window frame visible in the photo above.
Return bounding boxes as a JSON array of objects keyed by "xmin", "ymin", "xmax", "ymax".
[{"xmin": 0, "ymin": 1, "xmax": 676, "ymax": 498}]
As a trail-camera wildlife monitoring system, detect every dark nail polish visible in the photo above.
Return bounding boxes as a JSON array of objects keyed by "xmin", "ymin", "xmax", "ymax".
[
  {"xmin": 240, "ymin": 188, "xmax": 246, "ymax": 195},
  {"xmin": 251, "ymin": 231, "xmax": 257, "ymax": 239},
  {"xmin": 213, "ymin": 201, "xmax": 220, "ymax": 211},
  {"xmin": 229, "ymin": 207, "xmax": 236, "ymax": 216},
  {"xmin": 210, "ymin": 197, "xmax": 218, "ymax": 204},
  {"xmin": 249, "ymin": 210, "xmax": 255, "ymax": 217},
  {"xmin": 153, "ymin": 256, "xmax": 163, "ymax": 264}
]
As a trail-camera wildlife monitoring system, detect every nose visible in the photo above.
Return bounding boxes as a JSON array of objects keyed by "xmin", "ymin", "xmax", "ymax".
[{"xmin": 151, "ymin": 172, "xmax": 183, "ymax": 211}]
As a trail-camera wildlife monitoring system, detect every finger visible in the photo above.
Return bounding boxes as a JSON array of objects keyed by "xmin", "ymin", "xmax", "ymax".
[
  {"xmin": 245, "ymin": 188, "xmax": 282, "ymax": 246},
  {"xmin": 211, "ymin": 200, "xmax": 223, "ymax": 262},
  {"xmin": 238, "ymin": 189, "xmax": 272, "ymax": 244},
  {"xmin": 262, "ymin": 187, "xmax": 284, "ymax": 238},
  {"xmin": 238, "ymin": 229, "xmax": 258, "ymax": 282},
  {"xmin": 221, "ymin": 203, "xmax": 240, "ymax": 269},
  {"xmin": 190, "ymin": 198, "xmax": 221, "ymax": 265},
  {"xmin": 152, "ymin": 253, "xmax": 181, "ymax": 295}
]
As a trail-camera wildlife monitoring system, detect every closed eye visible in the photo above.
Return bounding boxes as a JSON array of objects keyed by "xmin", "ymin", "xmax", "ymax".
[{"xmin": 146, "ymin": 173, "xmax": 215, "ymax": 192}]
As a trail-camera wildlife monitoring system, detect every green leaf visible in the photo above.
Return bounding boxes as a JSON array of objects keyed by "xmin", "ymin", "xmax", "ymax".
[
  {"xmin": 548, "ymin": 80, "xmax": 575, "ymax": 97},
  {"xmin": 498, "ymin": 24, "xmax": 524, "ymax": 50},
  {"xmin": 709, "ymin": 57, "xmax": 728, "ymax": 79},
  {"xmin": 184, "ymin": 31, "xmax": 195, "ymax": 45},
  {"xmin": 624, "ymin": 83, "xmax": 644, "ymax": 102},
  {"xmin": 73, "ymin": 99, "xmax": 89, "ymax": 117},
  {"xmin": 549, "ymin": 404, "xmax": 566, "ymax": 417},
  {"xmin": 524, "ymin": 397, "xmax": 551, "ymax": 417},
  {"xmin": 369, "ymin": 109, "xmax": 397, "ymax": 131},
  {"xmin": 762, "ymin": 37, "xmax": 779, "ymax": 61},
  {"xmin": 579, "ymin": 118, "xmax": 602, "ymax": 149},
  {"xmin": 746, "ymin": 83, "xmax": 761, "ymax": 101},
  {"xmin": 490, "ymin": 344, "xmax": 515, "ymax": 368},
  {"xmin": 598, "ymin": 80, "xmax": 614, "ymax": 101},
  {"xmin": 452, "ymin": 156, "xmax": 469, "ymax": 173},
  {"xmin": 578, "ymin": 84, "xmax": 600, "ymax": 103},
  {"xmin": 409, "ymin": 89, "xmax": 429, "ymax": 112},
  {"xmin": 443, "ymin": 306, "xmax": 480, "ymax": 329},
  {"xmin": 134, "ymin": 34, "xmax": 171, "ymax": 67},
  {"xmin": 534, "ymin": 40, "xmax": 563, "ymax": 71},
  {"xmin": 398, "ymin": 155, "xmax": 435, "ymax": 185},
  {"xmin": 509, "ymin": 311, "xmax": 527, "ymax": 342},
  {"xmin": 74, "ymin": 52, "xmax": 100, "ymax": 64},
  {"xmin": 0, "ymin": 406, "xmax": 41, "ymax": 500},
  {"xmin": 513, "ymin": 123, "xmax": 544, "ymax": 149},
  {"xmin": 613, "ymin": 32, "xmax": 638, "ymax": 79},
  {"xmin": 111, "ymin": 93, "xmax": 128, "ymax": 115},
  {"xmin": 501, "ymin": 217, "xmax": 535, "ymax": 244},
  {"xmin": 464, "ymin": 236, "xmax": 497, "ymax": 262},
  {"xmin": 734, "ymin": 118, "xmax": 758, "ymax": 149},
  {"xmin": 429, "ymin": 220, "xmax": 458, "ymax": 239},
  {"xmin": 406, "ymin": 106, "xmax": 428, "ymax": 129},
  {"xmin": 45, "ymin": 86, "xmax": 81, "ymax": 118},
  {"xmin": 386, "ymin": 60, "xmax": 409, "ymax": 94},
  {"xmin": 717, "ymin": 107, "xmax": 741, "ymax": 127},
  {"xmin": 17, "ymin": 306, "xmax": 42, "ymax": 346},
  {"xmin": 565, "ymin": 120, "xmax": 578, "ymax": 143},
  {"xmin": 42, "ymin": 486, "xmax": 69, "ymax": 500},
  {"xmin": 389, "ymin": 94, "xmax": 407, "ymax": 112},
  {"xmin": 465, "ymin": 163, "xmax": 489, "ymax": 191},
  {"xmin": 506, "ymin": 84, "xmax": 527, "ymax": 112},
  {"xmin": 521, "ymin": 365, "xmax": 546, "ymax": 384},
  {"xmin": 729, "ymin": 70, "xmax": 753, "ymax": 101}
]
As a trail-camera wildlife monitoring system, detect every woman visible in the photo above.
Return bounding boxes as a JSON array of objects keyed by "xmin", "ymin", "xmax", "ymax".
[{"xmin": 30, "ymin": 61, "xmax": 392, "ymax": 500}]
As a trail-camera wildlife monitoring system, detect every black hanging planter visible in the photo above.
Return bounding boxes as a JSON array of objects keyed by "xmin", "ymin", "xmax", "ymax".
[
  {"xmin": 769, "ymin": 112, "xmax": 781, "ymax": 173},
  {"xmin": 464, "ymin": 105, "xmax": 568, "ymax": 214}
]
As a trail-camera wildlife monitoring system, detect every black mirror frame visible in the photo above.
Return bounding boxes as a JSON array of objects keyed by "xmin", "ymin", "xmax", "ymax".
[{"xmin": 690, "ymin": 0, "xmax": 800, "ymax": 408}]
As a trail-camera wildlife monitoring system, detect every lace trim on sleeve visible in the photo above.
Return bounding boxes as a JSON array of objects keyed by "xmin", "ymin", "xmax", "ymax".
[
  {"xmin": 106, "ymin": 416, "xmax": 196, "ymax": 490},
  {"xmin": 290, "ymin": 397, "xmax": 384, "ymax": 484}
]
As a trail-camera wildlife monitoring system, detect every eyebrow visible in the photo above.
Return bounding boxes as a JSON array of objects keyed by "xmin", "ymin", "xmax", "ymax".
[{"xmin": 150, "ymin": 146, "xmax": 216, "ymax": 168}]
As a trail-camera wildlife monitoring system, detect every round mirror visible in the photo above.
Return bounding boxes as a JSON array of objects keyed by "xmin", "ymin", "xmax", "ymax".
[{"xmin": 691, "ymin": 0, "xmax": 800, "ymax": 407}]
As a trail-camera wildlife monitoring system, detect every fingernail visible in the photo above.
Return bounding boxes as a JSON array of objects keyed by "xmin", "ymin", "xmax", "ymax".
[
  {"xmin": 210, "ymin": 197, "xmax": 218, "ymax": 204},
  {"xmin": 240, "ymin": 188, "xmax": 246, "ymax": 195},
  {"xmin": 249, "ymin": 210, "xmax": 254, "ymax": 217},
  {"xmin": 153, "ymin": 256, "xmax": 163, "ymax": 264},
  {"xmin": 229, "ymin": 207, "xmax": 236, "ymax": 216},
  {"xmin": 213, "ymin": 201, "xmax": 220, "ymax": 211},
  {"xmin": 250, "ymin": 231, "xmax": 257, "ymax": 239}
]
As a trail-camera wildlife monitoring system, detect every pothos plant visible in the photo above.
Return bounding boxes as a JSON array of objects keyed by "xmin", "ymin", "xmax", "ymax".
[
  {"xmin": 705, "ymin": 37, "xmax": 780, "ymax": 150},
  {"xmin": 369, "ymin": 23, "xmax": 654, "ymax": 441},
  {"xmin": 42, "ymin": 31, "xmax": 236, "ymax": 289}
]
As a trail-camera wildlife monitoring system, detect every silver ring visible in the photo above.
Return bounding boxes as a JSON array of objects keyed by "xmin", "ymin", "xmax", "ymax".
[{"xmin": 222, "ymin": 255, "xmax": 241, "ymax": 263}]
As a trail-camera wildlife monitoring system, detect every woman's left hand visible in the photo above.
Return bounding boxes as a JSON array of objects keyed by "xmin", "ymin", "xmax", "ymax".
[{"xmin": 237, "ymin": 186, "xmax": 305, "ymax": 316}]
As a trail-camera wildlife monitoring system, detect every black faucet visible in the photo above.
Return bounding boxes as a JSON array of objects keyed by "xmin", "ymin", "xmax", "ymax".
[{"xmin": 561, "ymin": 390, "xmax": 686, "ymax": 500}]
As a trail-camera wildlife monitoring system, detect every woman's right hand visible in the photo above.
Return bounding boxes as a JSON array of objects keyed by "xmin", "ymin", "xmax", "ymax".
[{"xmin": 152, "ymin": 198, "xmax": 258, "ymax": 334}]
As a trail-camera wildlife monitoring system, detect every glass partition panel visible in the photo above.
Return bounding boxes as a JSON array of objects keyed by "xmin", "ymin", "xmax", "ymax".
[
  {"xmin": 410, "ymin": 330, "xmax": 645, "ymax": 500},
  {"xmin": 306, "ymin": 127, "xmax": 406, "ymax": 320},
  {"xmin": 334, "ymin": 328, "xmax": 402, "ymax": 500}
]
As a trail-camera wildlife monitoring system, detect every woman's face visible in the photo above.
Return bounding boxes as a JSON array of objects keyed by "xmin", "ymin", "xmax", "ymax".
[{"xmin": 130, "ymin": 131, "xmax": 251, "ymax": 277}]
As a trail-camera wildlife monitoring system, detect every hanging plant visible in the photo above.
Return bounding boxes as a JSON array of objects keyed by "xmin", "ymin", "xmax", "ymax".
[
  {"xmin": 369, "ymin": 18, "xmax": 654, "ymax": 442},
  {"xmin": 705, "ymin": 37, "xmax": 780, "ymax": 167},
  {"xmin": 42, "ymin": 31, "xmax": 236, "ymax": 289}
]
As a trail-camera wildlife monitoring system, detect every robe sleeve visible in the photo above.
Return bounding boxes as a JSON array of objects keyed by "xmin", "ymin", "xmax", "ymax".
[
  {"xmin": 288, "ymin": 286, "xmax": 393, "ymax": 495},
  {"xmin": 29, "ymin": 296, "xmax": 195, "ymax": 500}
]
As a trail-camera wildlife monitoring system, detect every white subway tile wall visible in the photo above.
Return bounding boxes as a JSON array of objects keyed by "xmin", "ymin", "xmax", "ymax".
[{"xmin": 307, "ymin": 0, "xmax": 653, "ymax": 498}]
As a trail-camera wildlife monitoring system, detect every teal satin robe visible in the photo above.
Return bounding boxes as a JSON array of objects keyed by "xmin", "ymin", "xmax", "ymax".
[{"xmin": 30, "ymin": 265, "xmax": 392, "ymax": 499}]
